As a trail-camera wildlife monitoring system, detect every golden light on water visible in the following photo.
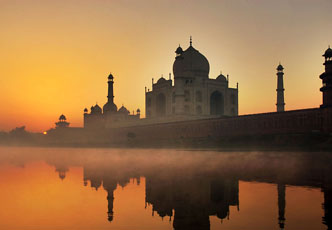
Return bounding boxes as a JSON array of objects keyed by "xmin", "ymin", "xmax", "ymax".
[{"xmin": 0, "ymin": 157, "xmax": 325, "ymax": 230}]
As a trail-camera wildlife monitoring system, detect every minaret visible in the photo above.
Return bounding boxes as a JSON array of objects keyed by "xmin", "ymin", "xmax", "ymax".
[
  {"xmin": 108, "ymin": 73, "xmax": 114, "ymax": 104},
  {"xmin": 320, "ymin": 46, "xmax": 332, "ymax": 108},
  {"xmin": 276, "ymin": 64, "xmax": 285, "ymax": 112},
  {"xmin": 103, "ymin": 73, "xmax": 117, "ymax": 115},
  {"xmin": 174, "ymin": 44, "xmax": 185, "ymax": 115}
]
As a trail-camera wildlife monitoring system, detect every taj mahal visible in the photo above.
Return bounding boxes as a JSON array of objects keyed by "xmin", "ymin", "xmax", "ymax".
[
  {"xmin": 83, "ymin": 38, "xmax": 239, "ymax": 128},
  {"xmin": 48, "ymin": 38, "xmax": 332, "ymax": 148}
]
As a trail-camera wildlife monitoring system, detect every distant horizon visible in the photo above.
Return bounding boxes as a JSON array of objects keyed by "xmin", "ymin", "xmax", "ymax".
[{"xmin": 1, "ymin": 0, "xmax": 331, "ymax": 132}]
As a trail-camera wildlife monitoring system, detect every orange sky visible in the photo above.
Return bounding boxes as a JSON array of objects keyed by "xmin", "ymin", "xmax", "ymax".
[{"xmin": 1, "ymin": 0, "xmax": 332, "ymax": 132}]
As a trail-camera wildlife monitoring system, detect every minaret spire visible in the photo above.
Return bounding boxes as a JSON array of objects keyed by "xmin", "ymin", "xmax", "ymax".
[
  {"xmin": 107, "ymin": 73, "xmax": 114, "ymax": 104},
  {"xmin": 276, "ymin": 63, "xmax": 285, "ymax": 112},
  {"xmin": 190, "ymin": 36, "xmax": 192, "ymax": 46}
]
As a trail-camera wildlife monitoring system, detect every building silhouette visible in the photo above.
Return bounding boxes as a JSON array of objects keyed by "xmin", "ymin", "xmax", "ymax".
[
  {"xmin": 47, "ymin": 45, "xmax": 332, "ymax": 147},
  {"xmin": 320, "ymin": 46, "xmax": 332, "ymax": 108},
  {"xmin": 276, "ymin": 64, "xmax": 285, "ymax": 112},
  {"xmin": 83, "ymin": 73, "xmax": 140, "ymax": 128},
  {"xmin": 146, "ymin": 38, "xmax": 238, "ymax": 119},
  {"xmin": 55, "ymin": 114, "xmax": 69, "ymax": 128}
]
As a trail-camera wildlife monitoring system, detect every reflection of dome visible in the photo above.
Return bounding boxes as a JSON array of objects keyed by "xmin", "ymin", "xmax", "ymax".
[
  {"xmin": 103, "ymin": 102, "xmax": 117, "ymax": 114},
  {"xmin": 157, "ymin": 77, "xmax": 167, "ymax": 84},
  {"xmin": 119, "ymin": 105, "xmax": 129, "ymax": 114},
  {"xmin": 216, "ymin": 74, "xmax": 227, "ymax": 82},
  {"xmin": 173, "ymin": 45, "xmax": 210, "ymax": 78},
  {"xmin": 277, "ymin": 64, "xmax": 284, "ymax": 71},
  {"xmin": 323, "ymin": 47, "xmax": 332, "ymax": 58}
]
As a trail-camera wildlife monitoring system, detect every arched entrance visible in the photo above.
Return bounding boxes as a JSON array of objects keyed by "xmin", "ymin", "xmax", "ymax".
[
  {"xmin": 210, "ymin": 91, "xmax": 224, "ymax": 115},
  {"xmin": 156, "ymin": 93, "xmax": 166, "ymax": 116}
]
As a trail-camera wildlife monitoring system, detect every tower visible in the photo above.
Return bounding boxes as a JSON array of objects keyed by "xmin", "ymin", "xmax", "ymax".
[
  {"xmin": 103, "ymin": 73, "xmax": 118, "ymax": 114},
  {"xmin": 276, "ymin": 64, "xmax": 285, "ymax": 112},
  {"xmin": 320, "ymin": 46, "xmax": 332, "ymax": 108},
  {"xmin": 107, "ymin": 73, "xmax": 114, "ymax": 105},
  {"xmin": 174, "ymin": 44, "xmax": 185, "ymax": 115},
  {"xmin": 55, "ymin": 114, "xmax": 69, "ymax": 128}
]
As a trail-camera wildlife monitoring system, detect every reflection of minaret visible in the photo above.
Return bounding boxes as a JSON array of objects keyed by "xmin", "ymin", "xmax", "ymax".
[
  {"xmin": 322, "ymin": 187, "xmax": 332, "ymax": 229},
  {"xmin": 107, "ymin": 189, "xmax": 115, "ymax": 222},
  {"xmin": 103, "ymin": 180, "xmax": 118, "ymax": 222},
  {"xmin": 55, "ymin": 166, "xmax": 69, "ymax": 180},
  {"xmin": 277, "ymin": 183, "xmax": 286, "ymax": 230},
  {"xmin": 322, "ymin": 172, "xmax": 332, "ymax": 230}
]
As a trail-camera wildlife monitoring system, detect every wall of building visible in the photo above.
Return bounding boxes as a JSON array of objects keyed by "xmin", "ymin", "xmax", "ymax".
[{"xmin": 105, "ymin": 107, "xmax": 332, "ymax": 145}]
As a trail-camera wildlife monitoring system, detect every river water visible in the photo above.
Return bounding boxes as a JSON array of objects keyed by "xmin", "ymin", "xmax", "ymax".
[{"xmin": 0, "ymin": 146, "xmax": 330, "ymax": 230}]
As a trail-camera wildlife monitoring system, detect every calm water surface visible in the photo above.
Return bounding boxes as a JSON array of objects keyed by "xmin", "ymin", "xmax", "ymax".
[{"xmin": 0, "ymin": 147, "xmax": 331, "ymax": 230}]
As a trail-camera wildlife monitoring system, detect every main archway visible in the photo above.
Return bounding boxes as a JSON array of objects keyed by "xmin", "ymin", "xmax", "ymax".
[
  {"xmin": 210, "ymin": 91, "xmax": 224, "ymax": 115},
  {"xmin": 156, "ymin": 93, "xmax": 166, "ymax": 116}
]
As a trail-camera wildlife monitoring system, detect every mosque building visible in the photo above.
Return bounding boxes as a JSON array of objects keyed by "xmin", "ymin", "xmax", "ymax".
[
  {"xmin": 82, "ymin": 38, "xmax": 239, "ymax": 129},
  {"xmin": 145, "ymin": 38, "xmax": 239, "ymax": 119},
  {"xmin": 83, "ymin": 73, "xmax": 140, "ymax": 129}
]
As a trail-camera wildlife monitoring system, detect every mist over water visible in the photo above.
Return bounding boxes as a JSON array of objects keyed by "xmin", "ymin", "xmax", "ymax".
[{"xmin": 0, "ymin": 147, "xmax": 330, "ymax": 230}]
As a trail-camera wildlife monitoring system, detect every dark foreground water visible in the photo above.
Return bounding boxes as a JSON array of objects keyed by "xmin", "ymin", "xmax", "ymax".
[{"xmin": 0, "ymin": 147, "xmax": 331, "ymax": 230}]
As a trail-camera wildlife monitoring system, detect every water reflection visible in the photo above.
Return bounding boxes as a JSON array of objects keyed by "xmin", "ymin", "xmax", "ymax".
[{"xmin": 0, "ymin": 147, "xmax": 331, "ymax": 230}]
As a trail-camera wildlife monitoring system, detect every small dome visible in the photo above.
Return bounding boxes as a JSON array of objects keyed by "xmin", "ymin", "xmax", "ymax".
[
  {"xmin": 103, "ymin": 102, "xmax": 117, "ymax": 113},
  {"xmin": 136, "ymin": 108, "xmax": 140, "ymax": 113},
  {"xmin": 118, "ymin": 105, "xmax": 129, "ymax": 114},
  {"xmin": 323, "ymin": 47, "xmax": 332, "ymax": 58},
  {"xmin": 157, "ymin": 77, "xmax": 167, "ymax": 84},
  {"xmin": 84, "ymin": 108, "xmax": 88, "ymax": 113},
  {"xmin": 108, "ymin": 73, "xmax": 114, "ymax": 80},
  {"xmin": 175, "ymin": 46, "xmax": 183, "ymax": 55},
  {"xmin": 173, "ymin": 45, "xmax": 210, "ymax": 78},
  {"xmin": 59, "ymin": 114, "xmax": 66, "ymax": 121},
  {"xmin": 277, "ymin": 64, "xmax": 284, "ymax": 71},
  {"xmin": 93, "ymin": 104, "xmax": 102, "ymax": 114},
  {"xmin": 216, "ymin": 74, "xmax": 227, "ymax": 82}
]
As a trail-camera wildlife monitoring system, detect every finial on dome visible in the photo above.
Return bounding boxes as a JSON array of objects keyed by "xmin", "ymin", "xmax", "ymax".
[
  {"xmin": 190, "ymin": 36, "xmax": 192, "ymax": 46},
  {"xmin": 277, "ymin": 62, "xmax": 284, "ymax": 71}
]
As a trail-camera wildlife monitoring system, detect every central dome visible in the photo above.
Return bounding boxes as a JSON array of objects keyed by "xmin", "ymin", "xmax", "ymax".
[
  {"xmin": 173, "ymin": 45, "xmax": 210, "ymax": 78},
  {"xmin": 103, "ymin": 101, "xmax": 117, "ymax": 114}
]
